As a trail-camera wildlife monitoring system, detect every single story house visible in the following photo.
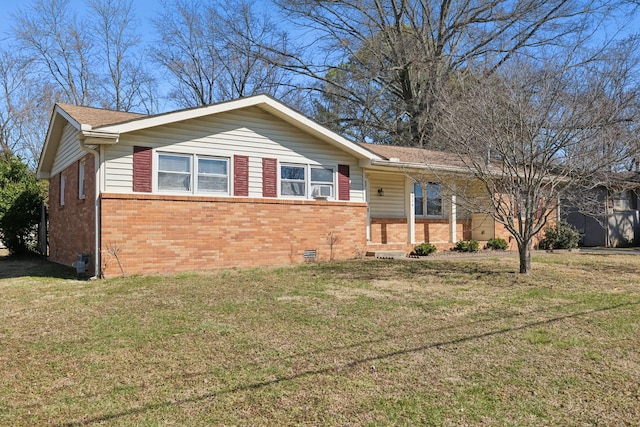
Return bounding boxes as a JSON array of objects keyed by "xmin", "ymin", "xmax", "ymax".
[
  {"xmin": 37, "ymin": 95, "xmax": 520, "ymax": 277},
  {"xmin": 564, "ymin": 174, "xmax": 640, "ymax": 247}
]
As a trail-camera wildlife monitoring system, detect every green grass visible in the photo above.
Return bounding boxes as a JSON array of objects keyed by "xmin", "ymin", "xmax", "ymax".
[{"xmin": 1, "ymin": 252, "xmax": 639, "ymax": 426}]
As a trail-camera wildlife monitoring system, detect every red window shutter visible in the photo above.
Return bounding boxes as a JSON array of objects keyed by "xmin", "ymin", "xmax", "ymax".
[
  {"xmin": 262, "ymin": 158, "xmax": 277, "ymax": 197},
  {"xmin": 234, "ymin": 155, "xmax": 249, "ymax": 196},
  {"xmin": 133, "ymin": 146, "xmax": 152, "ymax": 193},
  {"xmin": 338, "ymin": 164, "xmax": 350, "ymax": 201}
]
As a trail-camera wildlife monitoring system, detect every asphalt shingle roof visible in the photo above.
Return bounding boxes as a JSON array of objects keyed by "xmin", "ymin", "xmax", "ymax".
[
  {"xmin": 57, "ymin": 103, "xmax": 147, "ymax": 129},
  {"xmin": 359, "ymin": 143, "xmax": 469, "ymax": 169}
]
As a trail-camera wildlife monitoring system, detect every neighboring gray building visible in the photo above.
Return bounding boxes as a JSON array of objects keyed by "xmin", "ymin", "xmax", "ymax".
[{"xmin": 565, "ymin": 174, "xmax": 640, "ymax": 247}]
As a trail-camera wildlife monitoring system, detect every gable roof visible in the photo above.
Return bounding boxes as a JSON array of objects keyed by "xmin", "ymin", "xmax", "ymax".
[{"xmin": 37, "ymin": 95, "xmax": 383, "ymax": 179}]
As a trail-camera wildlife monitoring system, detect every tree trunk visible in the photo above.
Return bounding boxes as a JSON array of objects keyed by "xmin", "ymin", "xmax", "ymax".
[{"xmin": 518, "ymin": 239, "xmax": 532, "ymax": 274}]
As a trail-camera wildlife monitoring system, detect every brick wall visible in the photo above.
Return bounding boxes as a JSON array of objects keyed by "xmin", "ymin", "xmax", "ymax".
[
  {"xmin": 100, "ymin": 194, "xmax": 367, "ymax": 277},
  {"xmin": 370, "ymin": 218, "xmax": 472, "ymax": 245},
  {"xmin": 48, "ymin": 155, "xmax": 96, "ymax": 274}
]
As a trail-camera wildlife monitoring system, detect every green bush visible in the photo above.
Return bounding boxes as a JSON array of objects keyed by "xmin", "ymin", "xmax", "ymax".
[
  {"xmin": 412, "ymin": 242, "xmax": 437, "ymax": 256},
  {"xmin": 538, "ymin": 221, "xmax": 580, "ymax": 250},
  {"xmin": 486, "ymin": 237, "xmax": 509, "ymax": 251},
  {"xmin": 0, "ymin": 156, "xmax": 45, "ymax": 256},
  {"xmin": 453, "ymin": 240, "xmax": 480, "ymax": 252}
]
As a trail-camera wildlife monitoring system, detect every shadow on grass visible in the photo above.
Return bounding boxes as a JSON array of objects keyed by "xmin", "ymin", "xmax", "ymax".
[
  {"xmin": 53, "ymin": 299, "xmax": 639, "ymax": 427},
  {"xmin": 0, "ymin": 253, "xmax": 77, "ymax": 280}
]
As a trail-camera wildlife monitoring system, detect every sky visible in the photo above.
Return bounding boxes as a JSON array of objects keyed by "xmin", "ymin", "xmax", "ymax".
[{"xmin": 0, "ymin": 0, "xmax": 162, "ymax": 42}]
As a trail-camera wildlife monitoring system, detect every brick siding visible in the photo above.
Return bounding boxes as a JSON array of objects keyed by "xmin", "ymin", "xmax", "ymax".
[
  {"xmin": 48, "ymin": 155, "xmax": 96, "ymax": 274},
  {"xmin": 370, "ymin": 218, "xmax": 472, "ymax": 245},
  {"xmin": 100, "ymin": 194, "xmax": 367, "ymax": 277}
]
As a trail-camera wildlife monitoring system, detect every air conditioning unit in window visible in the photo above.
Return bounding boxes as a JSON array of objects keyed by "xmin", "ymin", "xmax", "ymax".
[{"xmin": 313, "ymin": 185, "xmax": 332, "ymax": 199}]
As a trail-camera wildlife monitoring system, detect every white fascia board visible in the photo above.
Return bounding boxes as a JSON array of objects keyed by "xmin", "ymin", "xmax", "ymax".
[
  {"xmin": 259, "ymin": 100, "xmax": 383, "ymax": 161},
  {"xmin": 97, "ymin": 94, "xmax": 382, "ymax": 161},
  {"xmin": 80, "ymin": 130, "xmax": 119, "ymax": 144},
  {"xmin": 97, "ymin": 95, "xmax": 270, "ymax": 133}
]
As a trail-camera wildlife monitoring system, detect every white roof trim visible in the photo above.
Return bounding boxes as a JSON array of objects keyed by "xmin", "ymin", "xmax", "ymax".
[{"xmin": 37, "ymin": 105, "xmax": 83, "ymax": 179}]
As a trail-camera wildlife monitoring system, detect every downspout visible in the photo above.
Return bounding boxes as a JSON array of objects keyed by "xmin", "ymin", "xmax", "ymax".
[{"xmin": 79, "ymin": 141, "xmax": 101, "ymax": 279}]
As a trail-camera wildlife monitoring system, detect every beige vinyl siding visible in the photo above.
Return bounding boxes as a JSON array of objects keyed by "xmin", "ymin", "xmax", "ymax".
[
  {"xmin": 103, "ymin": 107, "xmax": 364, "ymax": 200},
  {"xmin": 51, "ymin": 124, "xmax": 84, "ymax": 177},
  {"xmin": 471, "ymin": 213, "xmax": 495, "ymax": 240},
  {"xmin": 368, "ymin": 172, "xmax": 406, "ymax": 218}
]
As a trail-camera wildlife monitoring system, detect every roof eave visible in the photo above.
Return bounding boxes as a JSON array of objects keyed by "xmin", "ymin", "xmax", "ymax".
[
  {"xmin": 80, "ymin": 130, "xmax": 119, "ymax": 145},
  {"xmin": 368, "ymin": 159, "xmax": 471, "ymax": 174},
  {"xmin": 37, "ymin": 105, "xmax": 78, "ymax": 179}
]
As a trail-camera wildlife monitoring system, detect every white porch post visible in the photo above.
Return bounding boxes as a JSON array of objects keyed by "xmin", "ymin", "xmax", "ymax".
[
  {"xmin": 365, "ymin": 177, "xmax": 371, "ymax": 241},
  {"xmin": 406, "ymin": 177, "xmax": 416, "ymax": 244},
  {"xmin": 449, "ymin": 186, "xmax": 457, "ymax": 243}
]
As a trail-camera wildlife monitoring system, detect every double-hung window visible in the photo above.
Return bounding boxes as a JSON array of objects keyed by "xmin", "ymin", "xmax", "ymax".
[
  {"xmin": 281, "ymin": 164, "xmax": 306, "ymax": 197},
  {"xmin": 280, "ymin": 163, "xmax": 335, "ymax": 199},
  {"xmin": 414, "ymin": 182, "xmax": 442, "ymax": 216},
  {"xmin": 157, "ymin": 153, "xmax": 229, "ymax": 194},
  {"xmin": 197, "ymin": 157, "xmax": 228, "ymax": 193},
  {"xmin": 158, "ymin": 153, "xmax": 192, "ymax": 192},
  {"xmin": 310, "ymin": 166, "xmax": 334, "ymax": 198}
]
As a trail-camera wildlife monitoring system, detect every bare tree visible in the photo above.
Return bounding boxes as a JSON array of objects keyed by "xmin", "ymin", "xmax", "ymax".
[
  {"xmin": 151, "ymin": 0, "xmax": 294, "ymax": 108},
  {"xmin": 270, "ymin": 0, "xmax": 637, "ymax": 148},
  {"xmin": 151, "ymin": 0, "xmax": 223, "ymax": 107},
  {"xmin": 0, "ymin": 47, "xmax": 58, "ymax": 167},
  {"xmin": 212, "ymin": 0, "xmax": 295, "ymax": 102},
  {"xmin": 434, "ymin": 41, "xmax": 640, "ymax": 274},
  {"xmin": 88, "ymin": 0, "xmax": 158, "ymax": 112},
  {"xmin": 13, "ymin": 0, "xmax": 95, "ymax": 106}
]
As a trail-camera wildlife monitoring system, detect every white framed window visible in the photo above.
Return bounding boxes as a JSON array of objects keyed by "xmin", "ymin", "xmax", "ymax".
[
  {"xmin": 197, "ymin": 157, "xmax": 228, "ymax": 193},
  {"xmin": 60, "ymin": 174, "xmax": 66, "ymax": 206},
  {"xmin": 158, "ymin": 153, "xmax": 191, "ymax": 192},
  {"xmin": 280, "ymin": 163, "xmax": 336, "ymax": 199},
  {"xmin": 414, "ymin": 182, "xmax": 442, "ymax": 216},
  {"xmin": 281, "ymin": 164, "xmax": 306, "ymax": 197},
  {"xmin": 157, "ymin": 152, "xmax": 229, "ymax": 195},
  {"xmin": 311, "ymin": 166, "xmax": 334, "ymax": 198},
  {"xmin": 78, "ymin": 160, "xmax": 86, "ymax": 200}
]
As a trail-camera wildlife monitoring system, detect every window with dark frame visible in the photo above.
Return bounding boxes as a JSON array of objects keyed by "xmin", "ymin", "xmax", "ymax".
[{"xmin": 414, "ymin": 182, "xmax": 442, "ymax": 216}]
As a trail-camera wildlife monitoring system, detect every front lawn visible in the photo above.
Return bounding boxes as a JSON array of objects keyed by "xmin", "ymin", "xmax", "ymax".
[{"xmin": 0, "ymin": 254, "xmax": 638, "ymax": 426}]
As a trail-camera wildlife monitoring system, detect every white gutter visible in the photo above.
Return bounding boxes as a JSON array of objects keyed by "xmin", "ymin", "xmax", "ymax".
[{"xmin": 369, "ymin": 159, "xmax": 473, "ymax": 174}]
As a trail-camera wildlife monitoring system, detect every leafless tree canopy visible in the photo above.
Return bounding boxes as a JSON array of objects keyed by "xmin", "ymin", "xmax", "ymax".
[
  {"xmin": 2, "ymin": 0, "xmax": 638, "ymax": 167},
  {"xmin": 434, "ymin": 39, "xmax": 640, "ymax": 273},
  {"xmin": 151, "ymin": 0, "xmax": 295, "ymax": 108},
  {"xmin": 270, "ymin": 0, "xmax": 634, "ymax": 148},
  {"xmin": 88, "ymin": 0, "xmax": 157, "ymax": 112},
  {"xmin": 14, "ymin": 0, "xmax": 94, "ymax": 106}
]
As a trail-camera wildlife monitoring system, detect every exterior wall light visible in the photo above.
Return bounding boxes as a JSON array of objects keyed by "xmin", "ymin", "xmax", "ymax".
[{"xmin": 378, "ymin": 188, "xmax": 384, "ymax": 196}]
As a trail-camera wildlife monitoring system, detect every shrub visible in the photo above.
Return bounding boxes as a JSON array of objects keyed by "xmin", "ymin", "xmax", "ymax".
[
  {"xmin": 538, "ymin": 221, "xmax": 580, "ymax": 250},
  {"xmin": 412, "ymin": 242, "xmax": 437, "ymax": 256},
  {"xmin": 486, "ymin": 237, "xmax": 509, "ymax": 251},
  {"xmin": 453, "ymin": 240, "xmax": 479, "ymax": 252},
  {"xmin": 0, "ymin": 156, "xmax": 45, "ymax": 256}
]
